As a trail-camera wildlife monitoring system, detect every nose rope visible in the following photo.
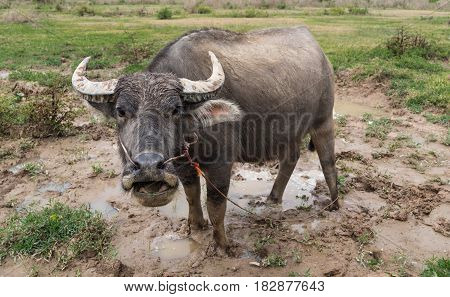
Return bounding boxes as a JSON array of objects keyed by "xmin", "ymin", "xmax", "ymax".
[
  {"xmin": 162, "ymin": 133, "xmax": 199, "ymax": 166},
  {"xmin": 118, "ymin": 136, "xmax": 137, "ymax": 167}
]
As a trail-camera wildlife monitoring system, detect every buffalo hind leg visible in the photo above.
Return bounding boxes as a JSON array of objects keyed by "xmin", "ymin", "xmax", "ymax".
[
  {"xmin": 310, "ymin": 119, "xmax": 339, "ymax": 210},
  {"xmin": 267, "ymin": 147, "xmax": 300, "ymax": 204},
  {"xmin": 205, "ymin": 165, "xmax": 231, "ymax": 250}
]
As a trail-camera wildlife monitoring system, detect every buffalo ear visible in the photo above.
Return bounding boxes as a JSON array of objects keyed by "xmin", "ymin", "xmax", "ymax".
[{"xmin": 184, "ymin": 99, "xmax": 242, "ymax": 129}]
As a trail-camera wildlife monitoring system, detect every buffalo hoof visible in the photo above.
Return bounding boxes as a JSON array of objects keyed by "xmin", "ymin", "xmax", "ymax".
[
  {"xmin": 205, "ymin": 239, "xmax": 238, "ymax": 257},
  {"xmin": 266, "ymin": 195, "xmax": 282, "ymax": 204},
  {"xmin": 189, "ymin": 217, "xmax": 208, "ymax": 231},
  {"xmin": 326, "ymin": 199, "xmax": 340, "ymax": 211}
]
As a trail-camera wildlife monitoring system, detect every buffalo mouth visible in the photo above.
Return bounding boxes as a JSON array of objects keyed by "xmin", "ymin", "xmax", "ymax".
[
  {"xmin": 133, "ymin": 180, "xmax": 177, "ymax": 196},
  {"xmin": 122, "ymin": 172, "xmax": 179, "ymax": 207}
]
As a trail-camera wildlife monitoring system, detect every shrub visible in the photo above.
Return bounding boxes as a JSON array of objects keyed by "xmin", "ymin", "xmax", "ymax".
[
  {"xmin": 27, "ymin": 93, "xmax": 76, "ymax": 137},
  {"xmin": 54, "ymin": 2, "xmax": 63, "ymax": 12},
  {"xmin": 76, "ymin": 5, "xmax": 96, "ymax": 17},
  {"xmin": 386, "ymin": 27, "xmax": 442, "ymax": 59},
  {"xmin": 195, "ymin": 5, "xmax": 213, "ymax": 14},
  {"xmin": 245, "ymin": 8, "xmax": 257, "ymax": 18},
  {"xmin": 0, "ymin": 0, "xmax": 11, "ymax": 9},
  {"xmin": 348, "ymin": 6, "xmax": 368, "ymax": 15},
  {"xmin": 277, "ymin": 2, "xmax": 287, "ymax": 9},
  {"xmin": 33, "ymin": 0, "xmax": 57, "ymax": 3},
  {"xmin": 223, "ymin": 2, "xmax": 238, "ymax": 9},
  {"xmin": 243, "ymin": 8, "xmax": 268, "ymax": 18},
  {"xmin": 323, "ymin": 7, "xmax": 346, "ymax": 16},
  {"xmin": 0, "ymin": 92, "xmax": 77, "ymax": 138},
  {"xmin": 258, "ymin": 0, "xmax": 271, "ymax": 9},
  {"xmin": 157, "ymin": 7, "xmax": 172, "ymax": 20}
]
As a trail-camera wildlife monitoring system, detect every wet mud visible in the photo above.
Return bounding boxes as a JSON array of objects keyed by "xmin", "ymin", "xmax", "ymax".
[{"xmin": 0, "ymin": 85, "xmax": 449, "ymax": 277}]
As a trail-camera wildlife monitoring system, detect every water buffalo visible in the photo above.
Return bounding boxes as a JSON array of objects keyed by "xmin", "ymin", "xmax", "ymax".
[{"xmin": 72, "ymin": 27, "xmax": 338, "ymax": 250}]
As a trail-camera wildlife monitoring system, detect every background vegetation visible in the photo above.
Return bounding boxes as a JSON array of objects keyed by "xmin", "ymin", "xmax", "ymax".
[{"xmin": 1, "ymin": 0, "xmax": 448, "ymax": 136}]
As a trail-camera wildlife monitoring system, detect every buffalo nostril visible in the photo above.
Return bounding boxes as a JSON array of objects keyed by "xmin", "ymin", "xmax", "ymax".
[
  {"xmin": 156, "ymin": 161, "xmax": 166, "ymax": 170},
  {"xmin": 133, "ymin": 152, "xmax": 165, "ymax": 171}
]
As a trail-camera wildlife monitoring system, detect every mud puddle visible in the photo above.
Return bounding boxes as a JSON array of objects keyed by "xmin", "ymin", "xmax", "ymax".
[
  {"xmin": 155, "ymin": 167, "xmax": 326, "ymax": 221},
  {"xmin": 334, "ymin": 100, "xmax": 386, "ymax": 117},
  {"xmin": 374, "ymin": 219, "xmax": 450, "ymax": 263},
  {"xmin": 78, "ymin": 180, "xmax": 123, "ymax": 219},
  {"xmin": 150, "ymin": 233, "xmax": 200, "ymax": 261},
  {"xmin": 228, "ymin": 168, "xmax": 326, "ymax": 216},
  {"xmin": 38, "ymin": 181, "xmax": 71, "ymax": 194},
  {"xmin": 0, "ymin": 70, "xmax": 9, "ymax": 80}
]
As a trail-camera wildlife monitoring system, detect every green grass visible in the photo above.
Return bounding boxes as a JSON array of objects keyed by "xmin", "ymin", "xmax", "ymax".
[
  {"xmin": 23, "ymin": 161, "xmax": 43, "ymax": 176},
  {"xmin": 363, "ymin": 113, "xmax": 393, "ymax": 140},
  {"xmin": 91, "ymin": 163, "xmax": 104, "ymax": 176},
  {"xmin": 262, "ymin": 253, "xmax": 287, "ymax": 267},
  {"xmin": 335, "ymin": 114, "xmax": 348, "ymax": 127},
  {"xmin": 421, "ymin": 257, "xmax": 450, "ymax": 277},
  {"xmin": 356, "ymin": 230, "xmax": 374, "ymax": 245},
  {"xmin": 0, "ymin": 202, "xmax": 113, "ymax": 268},
  {"xmin": 0, "ymin": 3, "xmax": 448, "ymax": 124},
  {"xmin": 424, "ymin": 112, "xmax": 450, "ymax": 126},
  {"xmin": 254, "ymin": 235, "xmax": 275, "ymax": 253},
  {"xmin": 9, "ymin": 70, "xmax": 68, "ymax": 89},
  {"xmin": 366, "ymin": 257, "xmax": 382, "ymax": 271},
  {"xmin": 388, "ymin": 134, "xmax": 417, "ymax": 152},
  {"xmin": 443, "ymin": 129, "xmax": 450, "ymax": 146}
]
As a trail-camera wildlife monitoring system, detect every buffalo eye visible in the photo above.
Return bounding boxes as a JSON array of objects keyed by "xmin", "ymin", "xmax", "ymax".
[
  {"xmin": 172, "ymin": 105, "xmax": 183, "ymax": 116},
  {"xmin": 116, "ymin": 107, "xmax": 126, "ymax": 118}
]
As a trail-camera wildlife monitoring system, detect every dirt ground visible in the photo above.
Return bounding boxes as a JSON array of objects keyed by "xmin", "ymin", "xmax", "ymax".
[{"xmin": 0, "ymin": 77, "xmax": 448, "ymax": 277}]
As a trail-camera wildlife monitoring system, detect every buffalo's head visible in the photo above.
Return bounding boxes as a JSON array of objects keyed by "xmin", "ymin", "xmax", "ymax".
[{"xmin": 72, "ymin": 52, "xmax": 241, "ymax": 205}]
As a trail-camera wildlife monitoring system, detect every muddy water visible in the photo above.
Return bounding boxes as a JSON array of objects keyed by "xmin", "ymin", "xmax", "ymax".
[
  {"xmin": 156, "ymin": 167, "xmax": 326, "ymax": 221},
  {"xmin": 150, "ymin": 233, "xmax": 199, "ymax": 260},
  {"xmin": 374, "ymin": 219, "xmax": 450, "ymax": 264},
  {"xmin": 80, "ymin": 180, "xmax": 122, "ymax": 219},
  {"xmin": 38, "ymin": 182, "xmax": 71, "ymax": 194},
  {"xmin": 0, "ymin": 70, "xmax": 9, "ymax": 80},
  {"xmin": 334, "ymin": 100, "xmax": 385, "ymax": 117}
]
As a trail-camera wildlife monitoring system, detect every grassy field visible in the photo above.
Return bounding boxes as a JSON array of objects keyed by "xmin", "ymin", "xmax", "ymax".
[{"xmin": 1, "ymin": 2, "xmax": 448, "ymax": 124}]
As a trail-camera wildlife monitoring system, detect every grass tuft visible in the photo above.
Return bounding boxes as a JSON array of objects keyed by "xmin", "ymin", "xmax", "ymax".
[
  {"xmin": 91, "ymin": 163, "xmax": 104, "ymax": 176},
  {"xmin": 23, "ymin": 162, "xmax": 43, "ymax": 176},
  {"xmin": 0, "ymin": 202, "xmax": 114, "ymax": 269},
  {"xmin": 421, "ymin": 257, "xmax": 450, "ymax": 277},
  {"xmin": 363, "ymin": 113, "xmax": 393, "ymax": 140},
  {"xmin": 262, "ymin": 253, "xmax": 287, "ymax": 267},
  {"xmin": 157, "ymin": 7, "xmax": 172, "ymax": 20}
]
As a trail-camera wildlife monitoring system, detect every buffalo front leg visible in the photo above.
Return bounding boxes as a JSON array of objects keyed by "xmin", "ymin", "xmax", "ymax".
[
  {"xmin": 205, "ymin": 166, "xmax": 231, "ymax": 249},
  {"xmin": 267, "ymin": 148, "xmax": 300, "ymax": 204},
  {"xmin": 310, "ymin": 119, "xmax": 339, "ymax": 210},
  {"xmin": 179, "ymin": 168, "xmax": 207, "ymax": 230}
]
